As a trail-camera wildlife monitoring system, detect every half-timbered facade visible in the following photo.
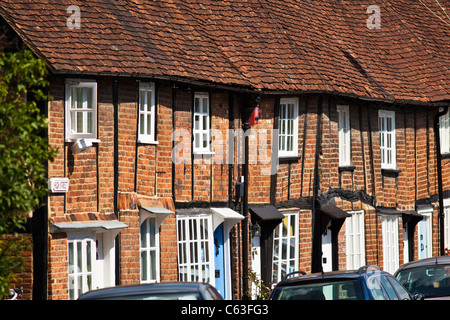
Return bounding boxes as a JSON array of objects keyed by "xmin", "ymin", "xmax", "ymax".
[{"xmin": 1, "ymin": 0, "xmax": 449, "ymax": 300}]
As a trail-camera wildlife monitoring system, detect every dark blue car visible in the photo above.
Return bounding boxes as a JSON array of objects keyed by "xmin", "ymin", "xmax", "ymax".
[
  {"xmin": 78, "ymin": 282, "xmax": 223, "ymax": 300},
  {"xmin": 269, "ymin": 265, "xmax": 423, "ymax": 300}
]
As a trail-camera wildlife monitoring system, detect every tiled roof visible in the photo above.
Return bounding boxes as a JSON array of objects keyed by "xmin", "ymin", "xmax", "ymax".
[{"xmin": 0, "ymin": 0, "xmax": 449, "ymax": 103}]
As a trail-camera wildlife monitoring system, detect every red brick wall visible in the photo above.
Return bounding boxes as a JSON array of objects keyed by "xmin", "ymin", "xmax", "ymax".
[{"xmin": 42, "ymin": 73, "xmax": 449, "ymax": 300}]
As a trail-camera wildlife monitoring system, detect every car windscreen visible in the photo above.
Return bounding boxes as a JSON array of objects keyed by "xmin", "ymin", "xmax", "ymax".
[
  {"xmin": 271, "ymin": 279, "xmax": 364, "ymax": 300},
  {"xmin": 396, "ymin": 265, "xmax": 450, "ymax": 298}
]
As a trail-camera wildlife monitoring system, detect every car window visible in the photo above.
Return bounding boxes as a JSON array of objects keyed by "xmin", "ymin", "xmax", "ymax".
[
  {"xmin": 378, "ymin": 276, "xmax": 399, "ymax": 300},
  {"xmin": 271, "ymin": 279, "xmax": 364, "ymax": 300},
  {"xmin": 387, "ymin": 276, "xmax": 411, "ymax": 300},
  {"xmin": 366, "ymin": 276, "xmax": 387, "ymax": 300},
  {"xmin": 396, "ymin": 265, "xmax": 450, "ymax": 298}
]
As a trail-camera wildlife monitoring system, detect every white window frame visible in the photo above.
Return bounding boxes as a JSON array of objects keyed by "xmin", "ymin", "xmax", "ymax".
[
  {"xmin": 272, "ymin": 211, "xmax": 299, "ymax": 283},
  {"xmin": 68, "ymin": 235, "xmax": 96, "ymax": 300},
  {"xmin": 337, "ymin": 105, "xmax": 351, "ymax": 166},
  {"xmin": 66, "ymin": 229, "xmax": 118, "ymax": 300},
  {"xmin": 65, "ymin": 80, "xmax": 97, "ymax": 141},
  {"xmin": 176, "ymin": 214, "xmax": 215, "ymax": 285},
  {"xmin": 378, "ymin": 110, "xmax": 396, "ymax": 169},
  {"xmin": 381, "ymin": 215, "xmax": 399, "ymax": 274},
  {"xmin": 439, "ymin": 110, "xmax": 450, "ymax": 154},
  {"xmin": 138, "ymin": 83, "xmax": 157, "ymax": 144},
  {"xmin": 278, "ymin": 97, "xmax": 299, "ymax": 158},
  {"xmin": 140, "ymin": 216, "xmax": 160, "ymax": 283},
  {"xmin": 193, "ymin": 92, "xmax": 211, "ymax": 154},
  {"xmin": 444, "ymin": 199, "xmax": 450, "ymax": 251},
  {"xmin": 345, "ymin": 210, "xmax": 366, "ymax": 270}
]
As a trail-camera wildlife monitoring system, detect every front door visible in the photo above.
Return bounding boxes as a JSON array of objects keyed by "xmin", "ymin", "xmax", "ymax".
[
  {"xmin": 213, "ymin": 224, "xmax": 225, "ymax": 298},
  {"xmin": 322, "ymin": 229, "xmax": 332, "ymax": 272},
  {"xmin": 418, "ymin": 218, "xmax": 429, "ymax": 259}
]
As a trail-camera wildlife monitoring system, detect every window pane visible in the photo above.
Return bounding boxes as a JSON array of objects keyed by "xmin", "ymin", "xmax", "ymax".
[
  {"xmin": 86, "ymin": 241, "xmax": 92, "ymax": 272},
  {"xmin": 87, "ymin": 274, "xmax": 92, "ymax": 292},
  {"xmin": 77, "ymin": 276, "xmax": 83, "ymax": 297},
  {"xmin": 140, "ymin": 114, "xmax": 145, "ymax": 135},
  {"xmin": 69, "ymin": 276, "xmax": 75, "ymax": 300},
  {"xmin": 150, "ymin": 250, "xmax": 156, "ymax": 280},
  {"xmin": 76, "ymin": 88, "xmax": 83, "ymax": 109},
  {"xmin": 195, "ymin": 98, "xmax": 200, "ymax": 113},
  {"xmin": 147, "ymin": 91, "xmax": 152, "ymax": 112},
  {"xmin": 141, "ymin": 251, "xmax": 148, "ymax": 281},
  {"xmin": 140, "ymin": 91, "xmax": 145, "ymax": 111},
  {"xmin": 140, "ymin": 221, "xmax": 148, "ymax": 248},
  {"xmin": 77, "ymin": 242, "xmax": 82, "ymax": 271},
  {"xmin": 287, "ymin": 136, "xmax": 293, "ymax": 151},
  {"xmin": 195, "ymin": 133, "xmax": 200, "ymax": 148},
  {"xmin": 203, "ymin": 98, "xmax": 208, "ymax": 113},
  {"xmin": 194, "ymin": 115, "xmax": 200, "ymax": 130},
  {"xmin": 69, "ymin": 242, "xmax": 74, "ymax": 269},
  {"xmin": 87, "ymin": 112, "xmax": 93, "ymax": 133},
  {"xmin": 280, "ymin": 135, "xmax": 285, "ymax": 151},
  {"xmin": 147, "ymin": 114, "xmax": 152, "ymax": 135},
  {"xmin": 149, "ymin": 218, "xmax": 156, "ymax": 247},
  {"xmin": 202, "ymin": 115, "xmax": 208, "ymax": 131},
  {"xmin": 86, "ymin": 88, "xmax": 93, "ymax": 109},
  {"xmin": 203, "ymin": 133, "xmax": 208, "ymax": 148}
]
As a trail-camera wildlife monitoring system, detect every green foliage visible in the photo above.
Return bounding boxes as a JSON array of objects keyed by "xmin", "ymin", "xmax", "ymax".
[
  {"xmin": 248, "ymin": 270, "xmax": 272, "ymax": 300},
  {"xmin": 0, "ymin": 50, "xmax": 56, "ymax": 298}
]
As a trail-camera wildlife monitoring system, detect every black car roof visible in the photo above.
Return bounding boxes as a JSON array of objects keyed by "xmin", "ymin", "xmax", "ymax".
[
  {"xmin": 395, "ymin": 256, "xmax": 450, "ymax": 274},
  {"xmin": 78, "ymin": 282, "xmax": 212, "ymax": 300},
  {"xmin": 276, "ymin": 265, "xmax": 389, "ymax": 287},
  {"xmin": 277, "ymin": 271, "xmax": 363, "ymax": 286}
]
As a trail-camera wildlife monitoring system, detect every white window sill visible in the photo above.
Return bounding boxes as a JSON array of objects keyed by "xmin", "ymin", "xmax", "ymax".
[
  {"xmin": 278, "ymin": 152, "xmax": 299, "ymax": 159},
  {"xmin": 193, "ymin": 151, "xmax": 215, "ymax": 155},
  {"xmin": 65, "ymin": 138, "xmax": 100, "ymax": 143},
  {"xmin": 137, "ymin": 139, "xmax": 159, "ymax": 145}
]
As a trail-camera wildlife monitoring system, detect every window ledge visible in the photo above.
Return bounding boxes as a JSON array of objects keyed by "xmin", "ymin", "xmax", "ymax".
[
  {"xmin": 65, "ymin": 138, "xmax": 100, "ymax": 143},
  {"xmin": 339, "ymin": 165, "xmax": 355, "ymax": 173},
  {"xmin": 137, "ymin": 139, "xmax": 159, "ymax": 145},
  {"xmin": 381, "ymin": 168, "xmax": 401, "ymax": 177},
  {"xmin": 441, "ymin": 152, "xmax": 450, "ymax": 160},
  {"xmin": 193, "ymin": 151, "xmax": 215, "ymax": 156},
  {"xmin": 278, "ymin": 156, "xmax": 301, "ymax": 162}
]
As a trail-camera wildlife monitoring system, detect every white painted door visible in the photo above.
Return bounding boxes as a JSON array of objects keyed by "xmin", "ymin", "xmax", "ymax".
[{"xmin": 322, "ymin": 229, "xmax": 332, "ymax": 272}]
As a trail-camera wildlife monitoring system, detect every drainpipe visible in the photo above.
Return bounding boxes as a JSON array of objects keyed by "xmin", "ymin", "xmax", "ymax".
[
  {"xmin": 31, "ymin": 88, "xmax": 49, "ymax": 300},
  {"xmin": 311, "ymin": 95, "xmax": 323, "ymax": 273},
  {"xmin": 434, "ymin": 106, "xmax": 448, "ymax": 256},
  {"xmin": 242, "ymin": 118, "xmax": 250, "ymax": 299},
  {"xmin": 113, "ymin": 79, "xmax": 120, "ymax": 285}
]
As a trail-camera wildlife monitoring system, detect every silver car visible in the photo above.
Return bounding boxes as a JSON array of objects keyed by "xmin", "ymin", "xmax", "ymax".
[{"xmin": 395, "ymin": 256, "xmax": 450, "ymax": 300}]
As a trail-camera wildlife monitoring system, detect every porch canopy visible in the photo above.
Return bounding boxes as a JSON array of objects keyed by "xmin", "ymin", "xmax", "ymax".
[
  {"xmin": 176, "ymin": 207, "xmax": 243, "ymax": 232},
  {"xmin": 249, "ymin": 205, "xmax": 284, "ymax": 285},
  {"xmin": 250, "ymin": 205, "xmax": 284, "ymax": 225},
  {"xmin": 51, "ymin": 220, "xmax": 128, "ymax": 237},
  {"xmin": 376, "ymin": 206, "xmax": 423, "ymax": 228},
  {"xmin": 319, "ymin": 203, "xmax": 351, "ymax": 235},
  {"xmin": 140, "ymin": 206, "xmax": 174, "ymax": 226}
]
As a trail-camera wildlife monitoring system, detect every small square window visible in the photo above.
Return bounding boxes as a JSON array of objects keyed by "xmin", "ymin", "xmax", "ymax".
[
  {"xmin": 65, "ymin": 80, "xmax": 97, "ymax": 141},
  {"xmin": 193, "ymin": 92, "xmax": 211, "ymax": 154},
  {"xmin": 378, "ymin": 110, "xmax": 396, "ymax": 169},
  {"xmin": 337, "ymin": 105, "xmax": 351, "ymax": 166},
  {"xmin": 440, "ymin": 110, "xmax": 450, "ymax": 154},
  {"xmin": 278, "ymin": 98, "xmax": 299, "ymax": 158},
  {"xmin": 138, "ymin": 83, "xmax": 157, "ymax": 144}
]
